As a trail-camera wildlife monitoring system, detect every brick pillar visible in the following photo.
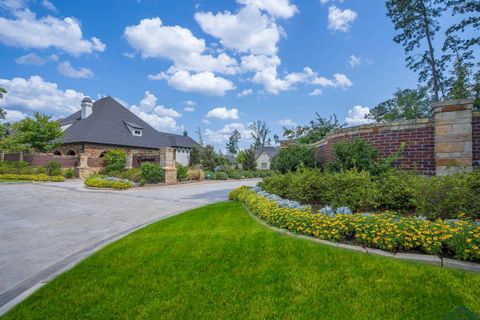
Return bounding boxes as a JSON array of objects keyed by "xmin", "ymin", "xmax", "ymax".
[
  {"xmin": 159, "ymin": 147, "xmax": 177, "ymax": 184},
  {"xmin": 433, "ymin": 99, "xmax": 473, "ymax": 176}
]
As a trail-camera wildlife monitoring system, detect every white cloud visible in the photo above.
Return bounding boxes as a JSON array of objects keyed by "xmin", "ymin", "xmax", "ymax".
[
  {"xmin": 184, "ymin": 100, "xmax": 197, "ymax": 106},
  {"xmin": 2, "ymin": 109, "xmax": 28, "ymax": 123},
  {"xmin": 206, "ymin": 107, "xmax": 239, "ymax": 120},
  {"xmin": 309, "ymin": 88, "xmax": 323, "ymax": 96},
  {"xmin": 41, "ymin": 0, "xmax": 57, "ymax": 12},
  {"xmin": 0, "ymin": 75, "xmax": 84, "ymax": 114},
  {"xmin": 15, "ymin": 52, "xmax": 46, "ymax": 65},
  {"xmin": 204, "ymin": 123, "xmax": 252, "ymax": 144},
  {"xmin": 348, "ymin": 55, "xmax": 361, "ymax": 67},
  {"xmin": 150, "ymin": 70, "xmax": 235, "ymax": 96},
  {"xmin": 57, "ymin": 61, "xmax": 93, "ymax": 78},
  {"xmin": 184, "ymin": 106, "xmax": 195, "ymax": 112},
  {"xmin": 277, "ymin": 119, "xmax": 297, "ymax": 126},
  {"xmin": 124, "ymin": 17, "xmax": 237, "ymax": 74},
  {"xmin": 312, "ymin": 73, "xmax": 352, "ymax": 89},
  {"xmin": 328, "ymin": 6, "xmax": 357, "ymax": 32},
  {"xmin": 320, "ymin": 0, "xmax": 344, "ymax": 5},
  {"xmin": 129, "ymin": 91, "xmax": 182, "ymax": 132},
  {"xmin": 236, "ymin": 0, "xmax": 298, "ymax": 18},
  {"xmin": 1, "ymin": 0, "xmax": 26, "ymax": 11},
  {"xmin": 0, "ymin": 9, "xmax": 106, "ymax": 55},
  {"xmin": 123, "ymin": 52, "xmax": 135, "ymax": 59},
  {"xmin": 345, "ymin": 105, "xmax": 373, "ymax": 126},
  {"xmin": 237, "ymin": 89, "xmax": 253, "ymax": 97},
  {"xmin": 241, "ymin": 54, "xmax": 281, "ymax": 72},
  {"xmin": 195, "ymin": 6, "xmax": 281, "ymax": 55}
]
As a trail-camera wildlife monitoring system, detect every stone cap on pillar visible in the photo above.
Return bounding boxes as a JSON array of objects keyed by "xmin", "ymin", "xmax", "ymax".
[{"xmin": 432, "ymin": 99, "xmax": 473, "ymax": 114}]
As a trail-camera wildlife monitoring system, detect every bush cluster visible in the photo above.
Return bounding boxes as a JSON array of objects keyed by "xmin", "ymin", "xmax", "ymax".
[
  {"xmin": 103, "ymin": 149, "xmax": 126, "ymax": 173},
  {"xmin": 176, "ymin": 164, "xmax": 189, "ymax": 181},
  {"xmin": 45, "ymin": 161, "xmax": 62, "ymax": 176},
  {"xmin": 261, "ymin": 169, "xmax": 480, "ymax": 220},
  {"xmin": 140, "ymin": 163, "xmax": 164, "ymax": 183},
  {"xmin": 84, "ymin": 176, "xmax": 132, "ymax": 189},
  {"xmin": 0, "ymin": 173, "xmax": 65, "ymax": 182},
  {"xmin": 63, "ymin": 168, "xmax": 75, "ymax": 179},
  {"xmin": 229, "ymin": 187, "xmax": 480, "ymax": 262}
]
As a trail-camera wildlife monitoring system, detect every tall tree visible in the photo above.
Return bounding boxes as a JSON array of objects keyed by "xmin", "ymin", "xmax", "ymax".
[
  {"xmin": 449, "ymin": 57, "xmax": 471, "ymax": 99},
  {"xmin": 14, "ymin": 112, "xmax": 63, "ymax": 152},
  {"xmin": 195, "ymin": 127, "xmax": 204, "ymax": 147},
  {"xmin": 445, "ymin": 0, "xmax": 480, "ymax": 52},
  {"xmin": 242, "ymin": 148, "xmax": 257, "ymax": 171},
  {"xmin": 249, "ymin": 120, "xmax": 270, "ymax": 148},
  {"xmin": 283, "ymin": 113, "xmax": 343, "ymax": 144},
  {"xmin": 273, "ymin": 134, "xmax": 280, "ymax": 146},
  {"xmin": 226, "ymin": 129, "xmax": 241, "ymax": 154},
  {"xmin": 0, "ymin": 87, "xmax": 6, "ymax": 120},
  {"xmin": 367, "ymin": 87, "xmax": 432, "ymax": 122},
  {"xmin": 201, "ymin": 145, "xmax": 217, "ymax": 171},
  {"xmin": 386, "ymin": 0, "xmax": 445, "ymax": 101}
]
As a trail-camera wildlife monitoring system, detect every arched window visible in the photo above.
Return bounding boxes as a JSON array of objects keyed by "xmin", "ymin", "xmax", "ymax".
[
  {"xmin": 99, "ymin": 151, "xmax": 107, "ymax": 158},
  {"xmin": 66, "ymin": 150, "xmax": 76, "ymax": 156},
  {"xmin": 53, "ymin": 151, "xmax": 62, "ymax": 156}
]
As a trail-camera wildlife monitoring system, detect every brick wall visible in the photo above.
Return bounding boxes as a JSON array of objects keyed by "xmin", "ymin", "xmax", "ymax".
[
  {"xmin": 473, "ymin": 113, "xmax": 480, "ymax": 168},
  {"xmin": 3, "ymin": 152, "xmax": 77, "ymax": 168},
  {"xmin": 315, "ymin": 119, "xmax": 436, "ymax": 175}
]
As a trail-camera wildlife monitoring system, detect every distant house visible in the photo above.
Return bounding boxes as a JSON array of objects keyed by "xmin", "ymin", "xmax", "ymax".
[
  {"xmin": 254, "ymin": 147, "xmax": 279, "ymax": 170},
  {"xmin": 56, "ymin": 96, "xmax": 196, "ymax": 167}
]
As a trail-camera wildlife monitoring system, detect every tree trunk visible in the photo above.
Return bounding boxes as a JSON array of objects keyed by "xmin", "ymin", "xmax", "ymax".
[{"xmin": 419, "ymin": 0, "xmax": 440, "ymax": 101}]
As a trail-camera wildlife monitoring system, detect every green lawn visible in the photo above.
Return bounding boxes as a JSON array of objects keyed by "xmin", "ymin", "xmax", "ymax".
[{"xmin": 4, "ymin": 202, "xmax": 480, "ymax": 319}]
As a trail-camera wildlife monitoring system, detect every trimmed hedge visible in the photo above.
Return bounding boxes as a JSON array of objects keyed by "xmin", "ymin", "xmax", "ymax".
[
  {"xmin": 215, "ymin": 171, "xmax": 229, "ymax": 180},
  {"xmin": 0, "ymin": 173, "xmax": 65, "ymax": 182},
  {"xmin": 84, "ymin": 177, "xmax": 132, "ymax": 189},
  {"xmin": 261, "ymin": 169, "xmax": 480, "ymax": 220},
  {"xmin": 229, "ymin": 187, "xmax": 480, "ymax": 262}
]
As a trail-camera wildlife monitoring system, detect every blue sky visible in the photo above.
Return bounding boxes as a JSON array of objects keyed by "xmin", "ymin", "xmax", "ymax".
[{"xmin": 0, "ymin": 0, "xmax": 422, "ymax": 150}]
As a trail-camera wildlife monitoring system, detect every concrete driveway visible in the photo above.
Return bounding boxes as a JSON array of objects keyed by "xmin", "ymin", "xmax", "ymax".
[{"xmin": 0, "ymin": 179, "xmax": 259, "ymax": 314}]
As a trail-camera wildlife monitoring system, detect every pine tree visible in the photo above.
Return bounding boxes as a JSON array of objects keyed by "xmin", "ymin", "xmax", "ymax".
[
  {"xmin": 226, "ymin": 129, "xmax": 241, "ymax": 154},
  {"xmin": 449, "ymin": 57, "xmax": 471, "ymax": 99}
]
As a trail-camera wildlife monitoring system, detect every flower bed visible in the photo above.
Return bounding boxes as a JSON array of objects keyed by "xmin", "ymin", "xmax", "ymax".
[
  {"xmin": 84, "ymin": 176, "xmax": 133, "ymax": 189},
  {"xmin": 0, "ymin": 173, "xmax": 65, "ymax": 182},
  {"xmin": 229, "ymin": 186, "xmax": 480, "ymax": 262}
]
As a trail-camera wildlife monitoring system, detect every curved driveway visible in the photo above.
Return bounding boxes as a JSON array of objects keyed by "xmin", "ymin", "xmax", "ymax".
[{"xmin": 0, "ymin": 179, "xmax": 258, "ymax": 314}]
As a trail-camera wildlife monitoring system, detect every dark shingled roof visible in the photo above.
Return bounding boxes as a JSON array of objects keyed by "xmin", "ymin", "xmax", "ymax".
[
  {"xmin": 60, "ymin": 96, "xmax": 196, "ymax": 149},
  {"xmin": 254, "ymin": 147, "xmax": 279, "ymax": 159}
]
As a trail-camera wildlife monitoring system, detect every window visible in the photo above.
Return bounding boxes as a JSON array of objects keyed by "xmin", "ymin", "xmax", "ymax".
[
  {"xmin": 133, "ymin": 130, "xmax": 142, "ymax": 137},
  {"xmin": 66, "ymin": 150, "xmax": 76, "ymax": 156},
  {"xmin": 53, "ymin": 151, "xmax": 62, "ymax": 156},
  {"xmin": 99, "ymin": 151, "xmax": 107, "ymax": 158},
  {"xmin": 261, "ymin": 162, "xmax": 268, "ymax": 169}
]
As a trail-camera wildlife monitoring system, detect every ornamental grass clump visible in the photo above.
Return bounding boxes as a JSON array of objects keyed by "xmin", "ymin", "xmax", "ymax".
[{"xmin": 229, "ymin": 187, "xmax": 480, "ymax": 262}]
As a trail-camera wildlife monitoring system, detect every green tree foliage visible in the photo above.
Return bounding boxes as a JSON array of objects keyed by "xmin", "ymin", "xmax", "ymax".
[
  {"xmin": 13, "ymin": 112, "xmax": 63, "ymax": 152},
  {"xmin": 367, "ymin": 87, "xmax": 431, "ymax": 122},
  {"xmin": 0, "ymin": 87, "xmax": 6, "ymax": 120},
  {"xmin": 242, "ymin": 148, "xmax": 257, "ymax": 171},
  {"xmin": 103, "ymin": 149, "xmax": 127, "ymax": 173},
  {"xmin": 236, "ymin": 150, "xmax": 246, "ymax": 165},
  {"xmin": 326, "ymin": 139, "xmax": 405, "ymax": 175},
  {"xmin": 249, "ymin": 120, "xmax": 271, "ymax": 148},
  {"xmin": 445, "ymin": 0, "xmax": 480, "ymax": 53},
  {"xmin": 449, "ymin": 57, "xmax": 471, "ymax": 99},
  {"xmin": 226, "ymin": 129, "xmax": 241, "ymax": 154},
  {"xmin": 0, "ymin": 135, "xmax": 25, "ymax": 153},
  {"xmin": 195, "ymin": 127, "xmax": 204, "ymax": 147},
  {"xmin": 189, "ymin": 145, "xmax": 202, "ymax": 166},
  {"xmin": 271, "ymin": 144, "xmax": 316, "ymax": 173},
  {"xmin": 201, "ymin": 145, "xmax": 217, "ymax": 171},
  {"xmin": 386, "ymin": 0, "xmax": 445, "ymax": 101},
  {"xmin": 474, "ymin": 68, "xmax": 480, "ymax": 109},
  {"xmin": 283, "ymin": 113, "xmax": 343, "ymax": 144}
]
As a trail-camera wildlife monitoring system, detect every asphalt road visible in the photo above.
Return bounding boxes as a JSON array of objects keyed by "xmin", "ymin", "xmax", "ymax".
[{"xmin": 0, "ymin": 179, "xmax": 259, "ymax": 314}]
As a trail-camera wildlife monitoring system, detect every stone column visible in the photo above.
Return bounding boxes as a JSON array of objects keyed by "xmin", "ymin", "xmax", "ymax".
[
  {"xmin": 76, "ymin": 154, "xmax": 90, "ymax": 179},
  {"xmin": 433, "ymin": 99, "xmax": 473, "ymax": 176},
  {"xmin": 125, "ymin": 152, "xmax": 133, "ymax": 169},
  {"xmin": 159, "ymin": 147, "xmax": 177, "ymax": 184}
]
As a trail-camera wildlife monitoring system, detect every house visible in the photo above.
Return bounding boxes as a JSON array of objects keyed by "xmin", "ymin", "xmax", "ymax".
[
  {"xmin": 55, "ymin": 96, "xmax": 196, "ymax": 168},
  {"xmin": 254, "ymin": 147, "xmax": 279, "ymax": 170}
]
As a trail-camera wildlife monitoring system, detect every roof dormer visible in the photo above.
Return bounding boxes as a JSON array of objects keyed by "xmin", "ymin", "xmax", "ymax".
[{"xmin": 124, "ymin": 121, "xmax": 144, "ymax": 137}]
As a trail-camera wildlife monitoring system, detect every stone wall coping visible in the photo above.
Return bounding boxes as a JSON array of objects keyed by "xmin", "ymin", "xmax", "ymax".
[
  {"xmin": 432, "ymin": 98, "xmax": 474, "ymax": 108},
  {"xmin": 311, "ymin": 117, "xmax": 433, "ymax": 147},
  {"xmin": 473, "ymin": 111, "xmax": 480, "ymax": 118}
]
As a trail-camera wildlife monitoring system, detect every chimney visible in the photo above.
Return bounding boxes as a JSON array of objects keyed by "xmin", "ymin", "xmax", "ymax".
[{"xmin": 81, "ymin": 96, "xmax": 93, "ymax": 119}]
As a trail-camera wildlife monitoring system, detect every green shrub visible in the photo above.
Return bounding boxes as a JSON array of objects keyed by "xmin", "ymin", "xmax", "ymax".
[
  {"xmin": 140, "ymin": 163, "xmax": 164, "ymax": 183},
  {"xmin": 118, "ymin": 168, "xmax": 142, "ymax": 182},
  {"xmin": 272, "ymin": 144, "xmax": 316, "ymax": 173},
  {"xmin": 227, "ymin": 170, "xmax": 242, "ymax": 179},
  {"xmin": 326, "ymin": 139, "xmax": 404, "ymax": 175},
  {"xmin": 0, "ymin": 161, "xmax": 34, "ymax": 174},
  {"xmin": 215, "ymin": 171, "xmax": 228, "ymax": 180},
  {"xmin": 63, "ymin": 168, "xmax": 75, "ymax": 179},
  {"xmin": 205, "ymin": 171, "xmax": 216, "ymax": 180},
  {"xmin": 103, "ymin": 149, "xmax": 126, "ymax": 173},
  {"xmin": 0, "ymin": 173, "xmax": 65, "ymax": 182},
  {"xmin": 243, "ymin": 171, "xmax": 254, "ymax": 178},
  {"xmin": 35, "ymin": 166, "xmax": 47, "ymax": 174},
  {"xmin": 84, "ymin": 177, "xmax": 132, "ymax": 189},
  {"xmin": 177, "ymin": 164, "xmax": 189, "ymax": 181},
  {"xmin": 45, "ymin": 161, "xmax": 62, "ymax": 176},
  {"xmin": 377, "ymin": 169, "xmax": 420, "ymax": 212}
]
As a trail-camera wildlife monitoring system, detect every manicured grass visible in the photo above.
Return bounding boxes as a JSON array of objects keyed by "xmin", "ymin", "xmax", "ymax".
[{"xmin": 4, "ymin": 202, "xmax": 480, "ymax": 319}]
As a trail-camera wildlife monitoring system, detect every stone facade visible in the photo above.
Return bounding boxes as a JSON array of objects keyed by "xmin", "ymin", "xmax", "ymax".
[{"xmin": 314, "ymin": 99, "xmax": 477, "ymax": 176}]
